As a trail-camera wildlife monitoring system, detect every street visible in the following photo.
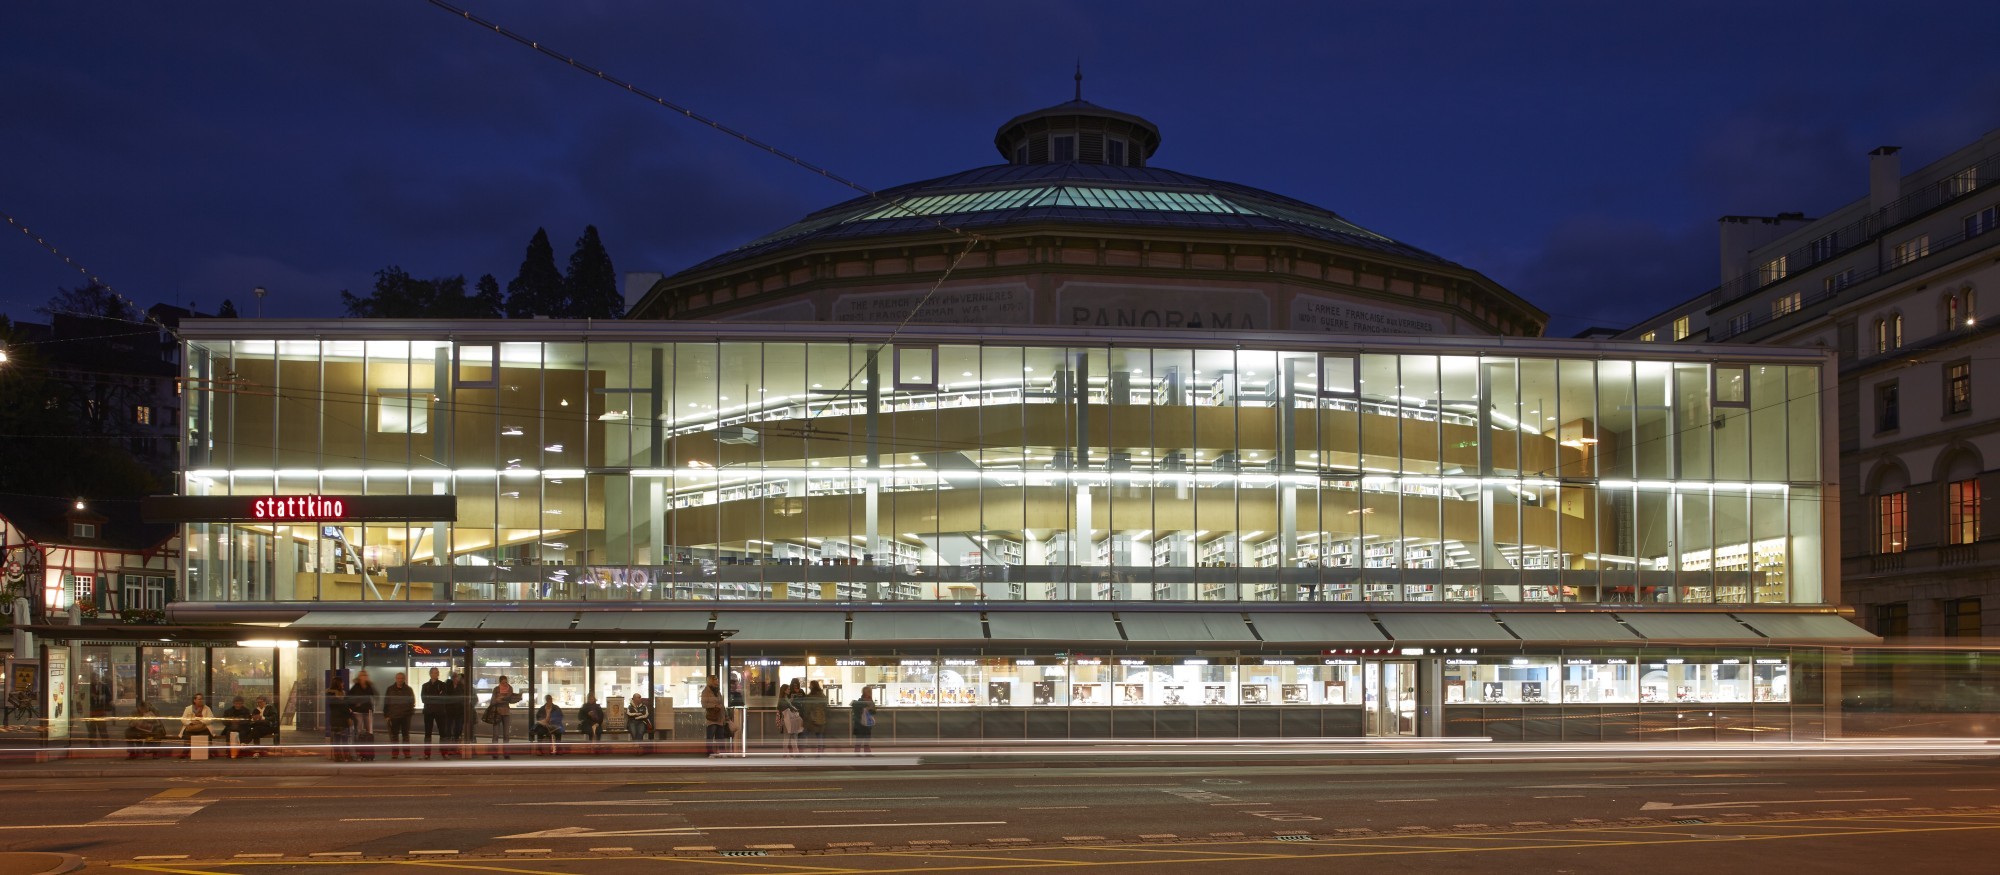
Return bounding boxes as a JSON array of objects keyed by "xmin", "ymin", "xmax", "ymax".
[{"xmin": 5, "ymin": 748, "xmax": 2000, "ymax": 873}]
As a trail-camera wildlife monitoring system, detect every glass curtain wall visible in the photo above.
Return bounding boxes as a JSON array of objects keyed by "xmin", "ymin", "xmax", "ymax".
[{"xmin": 183, "ymin": 335, "xmax": 1825, "ymax": 605}]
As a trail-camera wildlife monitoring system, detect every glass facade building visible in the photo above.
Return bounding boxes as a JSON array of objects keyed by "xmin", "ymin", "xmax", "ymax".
[{"xmin": 179, "ymin": 323, "xmax": 1829, "ymax": 609}]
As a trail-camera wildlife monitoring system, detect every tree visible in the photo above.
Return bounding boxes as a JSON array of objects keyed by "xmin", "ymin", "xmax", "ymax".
[
  {"xmin": 563, "ymin": 225, "xmax": 622, "ymax": 319},
  {"xmin": 505, "ymin": 228, "xmax": 565, "ymax": 318},
  {"xmin": 474, "ymin": 274, "xmax": 504, "ymax": 318},
  {"xmin": 216, "ymin": 298, "xmax": 239, "ymax": 318},
  {"xmin": 39, "ymin": 281, "xmax": 135, "ymax": 322},
  {"xmin": 340, "ymin": 267, "xmax": 498, "ymax": 318}
]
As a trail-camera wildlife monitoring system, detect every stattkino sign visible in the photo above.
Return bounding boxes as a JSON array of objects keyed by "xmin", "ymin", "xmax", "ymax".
[{"xmin": 142, "ymin": 495, "xmax": 458, "ymax": 524}]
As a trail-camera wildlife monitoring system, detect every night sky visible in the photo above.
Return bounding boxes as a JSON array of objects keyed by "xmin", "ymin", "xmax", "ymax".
[{"xmin": 4, "ymin": 1, "xmax": 1997, "ymax": 335}]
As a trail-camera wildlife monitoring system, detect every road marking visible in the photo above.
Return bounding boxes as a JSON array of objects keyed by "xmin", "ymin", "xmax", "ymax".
[
  {"xmin": 1535, "ymin": 795, "xmax": 1586, "ymax": 799},
  {"xmin": 748, "ymin": 844, "xmax": 795, "ymax": 849},
  {"xmin": 1679, "ymin": 792, "xmax": 1733, "ymax": 796},
  {"xmin": 501, "ymin": 820, "xmax": 1008, "ymax": 839},
  {"xmin": 649, "ymin": 786, "xmax": 842, "ymax": 793},
  {"xmin": 1017, "ymin": 783, "xmax": 1181, "ymax": 788},
  {"xmin": 589, "ymin": 847, "xmax": 635, "ymax": 852},
  {"xmin": 1519, "ymin": 782, "xmax": 1785, "ymax": 790},
  {"xmin": 93, "ymin": 788, "xmax": 215, "ymax": 827},
  {"xmin": 1212, "ymin": 802, "xmax": 1273, "ymax": 806},
  {"xmin": 525, "ymin": 796, "xmax": 935, "ymax": 807},
  {"xmin": 133, "ymin": 856, "xmax": 187, "ymax": 861},
  {"xmin": 505, "ymin": 849, "xmax": 553, "ymax": 853},
  {"xmin": 407, "ymin": 850, "xmax": 458, "ymax": 855},
  {"xmin": 342, "ymin": 817, "xmax": 425, "ymax": 821},
  {"xmin": 233, "ymin": 853, "xmax": 282, "ymax": 859},
  {"xmin": 1950, "ymin": 789, "xmax": 1998, "ymax": 792},
  {"xmin": 309, "ymin": 852, "xmax": 361, "ymax": 857},
  {"xmin": 1377, "ymin": 799, "xmax": 1438, "ymax": 803},
  {"xmin": 1020, "ymin": 806, "xmax": 1089, "ymax": 810},
  {"xmin": 813, "ymin": 809, "xmax": 887, "ymax": 814},
  {"xmin": 1643, "ymin": 797, "xmax": 1911, "ymax": 811},
  {"xmin": 0, "ymin": 822, "xmax": 173, "ymax": 831}
]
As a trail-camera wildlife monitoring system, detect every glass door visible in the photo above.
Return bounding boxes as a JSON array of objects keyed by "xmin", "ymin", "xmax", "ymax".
[{"xmin": 1363, "ymin": 660, "xmax": 1420, "ymax": 737}]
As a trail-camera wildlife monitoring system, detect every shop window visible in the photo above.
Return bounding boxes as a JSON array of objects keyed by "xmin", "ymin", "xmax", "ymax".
[
  {"xmin": 1444, "ymin": 657, "xmax": 1559, "ymax": 705},
  {"xmin": 1948, "ymin": 478, "xmax": 1980, "ymax": 544},
  {"xmin": 1946, "ymin": 361, "xmax": 1972, "ymax": 415},
  {"xmin": 1560, "ymin": 658, "xmax": 1638, "ymax": 704},
  {"xmin": 1877, "ymin": 491, "xmax": 1908, "ymax": 554},
  {"xmin": 1873, "ymin": 602, "xmax": 1910, "ymax": 637},
  {"xmin": 1751, "ymin": 658, "xmax": 1791, "ymax": 702},
  {"xmin": 1874, "ymin": 381, "xmax": 1899, "ymax": 433},
  {"xmin": 1942, "ymin": 598, "xmax": 1982, "ymax": 637},
  {"xmin": 1638, "ymin": 658, "xmax": 1753, "ymax": 704}
]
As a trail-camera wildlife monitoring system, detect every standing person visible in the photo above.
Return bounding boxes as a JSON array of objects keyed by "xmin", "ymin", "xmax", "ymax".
[
  {"xmin": 243, "ymin": 696, "xmax": 277, "ymax": 755},
  {"xmin": 623, "ymin": 694, "xmax": 651, "ymax": 746},
  {"xmin": 382, "ymin": 672, "xmax": 416, "ymax": 760},
  {"xmin": 324, "ymin": 676, "xmax": 352, "ymax": 762},
  {"xmin": 419, "ymin": 668, "xmax": 447, "ymax": 759},
  {"xmin": 347, "ymin": 671, "xmax": 378, "ymax": 761},
  {"xmin": 220, "ymin": 695, "xmax": 252, "ymax": 758},
  {"xmin": 533, "ymin": 695, "xmax": 565, "ymax": 755},
  {"xmin": 577, "ymin": 695, "xmax": 605, "ymax": 751},
  {"xmin": 700, "ymin": 678, "xmax": 727, "ymax": 756},
  {"xmin": 487, "ymin": 676, "xmax": 516, "ymax": 760},
  {"xmin": 179, "ymin": 693, "xmax": 215, "ymax": 758},
  {"xmin": 796, "ymin": 680, "xmax": 829, "ymax": 754},
  {"xmin": 443, "ymin": 672, "xmax": 469, "ymax": 758},
  {"xmin": 86, "ymin": 681, "xmax": 112, "ymax": 746},
  {"xmin": 777, "ymin": 679, "xmax": 804, "ymax": 756},
  {"xmin": 849, "ymin": 687, "xmax": 878, "ymax": 755}
]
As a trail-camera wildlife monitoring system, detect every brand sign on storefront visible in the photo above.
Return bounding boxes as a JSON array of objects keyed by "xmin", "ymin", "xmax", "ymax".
[{"xmin": 143, "ymin": 494, "xmax": 458, "ymax": 523}]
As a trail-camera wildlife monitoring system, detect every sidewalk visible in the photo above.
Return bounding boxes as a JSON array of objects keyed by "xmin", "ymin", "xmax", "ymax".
[{"xmin": 0, "ymin": 853, "xmax": 82, "ymax": 875}]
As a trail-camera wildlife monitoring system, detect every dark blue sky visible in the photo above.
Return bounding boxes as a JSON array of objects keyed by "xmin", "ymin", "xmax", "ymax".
[{"xmin": 4, "ymin": 2, "xmax": 1997, "ymax": 335}]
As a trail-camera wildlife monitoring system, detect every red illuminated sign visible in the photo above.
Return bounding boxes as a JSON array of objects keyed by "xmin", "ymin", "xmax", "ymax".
[{"xmin": 250, "ymin": 495, "xmax": 348, "ymax": 521}]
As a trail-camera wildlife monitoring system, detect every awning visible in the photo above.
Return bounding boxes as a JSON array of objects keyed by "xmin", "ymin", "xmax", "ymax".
[
  {"xmin": 986, "ymin": 612, "xmax": 1122, "ymax": 642},
  {"xmin": 1497, "ymin": 612, "xmax": 1639, "ymax": 642},
  {"xmin": 1735, "ymin": 613, "xmax": 1880, "ymax": 642},
  {"xmin": 573, "ymin": 611, "xmax": 713, "ymax": 632},
  {"xmin": 1619, "ymin": 613, "xmax": 1761, "ymax": 640},
  {"xmin": 1247, "ymin": 612, "xmax": 1387, "ymax": 644},
  {"xmin": 291, "ymin": 611, "xmax": 438, "ymax": 628},
  {"xmin": 849, "ymin": 611, "xmax": 985, "ymax": 641},
  {"xmin": 1372, "ymin": 612, "xmax": 1516, "ymax": 642},
  {"xmin": 1118, "ymin": 613, "xmax": 1256, "ymax": 642},
  {"xmin": 714, "ymin": 611, "xmax": 847, "ymax": 643}
]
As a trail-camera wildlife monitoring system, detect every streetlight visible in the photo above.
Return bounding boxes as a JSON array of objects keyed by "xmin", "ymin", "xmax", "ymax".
[{"xmin": 253, "ymin": 286, "xmax": 267, "ymax": 318}]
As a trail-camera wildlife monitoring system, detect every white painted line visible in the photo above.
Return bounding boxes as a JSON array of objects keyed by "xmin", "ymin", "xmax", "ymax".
[
  {"xmin": 988, "ymin": 838, "xmax": 1032, "ymax": 843},
  {"xmin": 234, "ymin": 854, "xmax": 283, "ymax": 859},
  {"xmin": 1535, "ymin": 795, "xmax": 1585, "ymax": 799},
  {"xmin": 1140, "ymin": 833, "xmax": 1178, "ymax": 839},
  {"xmin": 502, "ymin": 820, "xmax": 1007, "ymax": 839},
  {"xmin": 310, "ymin": 852, "xmax": 362, "ymax": 857},
  {"xmin": 749, "ymin": 844, "xmax": 796, "ymax": 849},
  {"xmin": 0, "ymin": 823, "xmax": 173, "ymax": 831},
  {"xmin": 670, "ymin": 846, "xmax": 713, "ymax": 851},
  {"xmin": 133, "ymin": 856, "xmax": 188, "ymax": 861},
  {"xmin": 343, "ymin": 817, "xmax": 426, "ymax": 821},
  {"xmin": 525, "ymin": 796, "xmax": 934, "ymax": 806},
  {"xmin": 1679, "ymin": 792, "xmax": 1733, "ymax": 796},
  {"xmin": 592, "ymin": 847, "xmax": 637, "ymax": 852},
  {"xmin": 1020, "ymin": 806, "xmax": 1088, "ymax": 810},
  {"xmin": 506, "ymin": 849, "xmax": 553, "ymax": 853},
  {"xmin": 1377, "ymin": 799, "xmax": 1438, "ymax": 803},
  {"xmin": 1642, "ymin": 797, "xmax": 1910, "ymax": 811},
  {"xmin": 408, "ymin": 850, "xmax": 459, "ymax": 855},
  {"xmin": 1017, "ymin": 783, "xmax": 1181, "ymax": 788},
  {"xmin": 1064, "ymin": 836, "xmax": 1106, "ymax": 841},
  {"xmin": 1211, "ymin": 802, "xmax": 1272, "ymax": 806},
  {"xmin": 1949, "ymin": 788, "xmax": 1998, "ymax": 792},
  {"xmin": 827, "ymin": 841, "xmax": 875, "ymax": 847}
]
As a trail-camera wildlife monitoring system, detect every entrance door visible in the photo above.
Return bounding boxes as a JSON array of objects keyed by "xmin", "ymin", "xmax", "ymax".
[{"xmin": 1362, "ymin": 660, "xmax": 1420, "ymax": 737}]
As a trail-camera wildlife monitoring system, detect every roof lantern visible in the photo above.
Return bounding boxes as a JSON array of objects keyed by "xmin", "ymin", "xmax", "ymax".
[{"xmin": 993, "ymin": 67, "xmax": 1161, "ymax": 167}]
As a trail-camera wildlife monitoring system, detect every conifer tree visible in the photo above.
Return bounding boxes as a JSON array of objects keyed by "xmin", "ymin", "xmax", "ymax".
[
  {"xmin": 505, "ymin": 228, "xmax": 564, "ymax": 318},
  {"xmin": 562, "ymin": 225, "xmax": 622, "ymax": 319}
]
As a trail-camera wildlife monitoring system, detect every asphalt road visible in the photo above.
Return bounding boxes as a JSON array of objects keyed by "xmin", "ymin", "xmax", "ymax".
[{"xmin": 7, "ymin": 752, "xmax": 2000, "ymax": 873}]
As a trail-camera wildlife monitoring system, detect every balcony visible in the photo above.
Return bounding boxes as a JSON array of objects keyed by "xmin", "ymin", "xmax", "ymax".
[{"xmin": 1845, "ymin": 538, "xmax": 2000, "ymax": 580}]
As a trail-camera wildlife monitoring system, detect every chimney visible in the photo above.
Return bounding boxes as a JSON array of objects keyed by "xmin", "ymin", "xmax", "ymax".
[{"xmin": 1869, "ymin": 146, "xmax": 1902, "ymax": 214}]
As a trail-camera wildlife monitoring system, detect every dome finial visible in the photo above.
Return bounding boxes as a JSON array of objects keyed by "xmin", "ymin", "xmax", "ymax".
[{"xmin": 1074, "ymin": 61, "xmax": 1083, "ymax": 102}]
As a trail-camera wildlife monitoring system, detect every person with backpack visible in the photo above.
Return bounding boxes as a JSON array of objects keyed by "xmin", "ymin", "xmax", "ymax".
[{"xmin": 849, "ymin": 687, "xmax": 878, "ymax": 755}]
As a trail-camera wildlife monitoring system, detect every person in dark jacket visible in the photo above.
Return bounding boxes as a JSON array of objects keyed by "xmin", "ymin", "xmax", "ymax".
[
  {"xmin": 346, "ymin": 671, "xmax": 378, "ymax": 756},
  {"xmin": 624, "ymin": 694, "xmax": 651, "ymax": 744},
  {"xmin": 383, "ymin": 672, "xmax": 417, "ymax": 760},
  {"xmin": 533, "ymin": 695, "xmax": 566, "ymax": 755},
  {"xmin": 419, "ymin": 668, "xmax": 448, "ymax": 759},
  {"xmin": 577, "ymin": 695, "xmax": 606, "ymax": 748},
  {"xmin": 242, "ymin": 696, "xmax": 277, "ymax": 755},
  {"xmin": 325, "ymin": 677, "xmax": 352, "ymax": 762},
  {"xmin": 849, "ymin": 687, "xmax": 878, "ymax": 755},
  {"xmin": 221, "ymin": 695, "xmax": 252, "ymax": 758},
  {"xmin": 443, "ymin": 672, "xmax": 468, "ymax": 758},
  {"xmin": 795, "ymin": 681, "xmax": 829, "ymax": 754}
]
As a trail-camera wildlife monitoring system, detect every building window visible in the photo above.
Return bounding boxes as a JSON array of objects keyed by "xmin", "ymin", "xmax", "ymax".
[
  {"xmin": 1892, "ymin": 235, "xmax": 1930, "ymax": 267},
  {"xmin": 1639, "ymin": 330, "xmax": 1657, "ymax": 342},
  {"xmin": 1106, "ymin": 139, "xmax": 1127, "ymax": 166},
  {"xmin": 1672, "ymin": 315, "xmax": 1690, "ymax": 340},
  {"xmin": 1948, "ymin": 477, "xmax": 1980, "ymax": 544},
  {"xmin": 1949, "ymin": 167, "xmax": 1980, "ymax": 197},
  {"xmin": 1942, "ymin": 598, "xmax": 1982, "ymax": 637},
  {"xmin": 1772, "ymin": 292, "xmax": 1802, "ymax": 318},
  {"xmin": 1947, "ymin": 360, "xmax": 1972, "ymax": 415},
  {"xmin": 1053, "ymin": 135, "xmax": 1076, "ymax": 163},
  {"xmin": 69, "ymin": 573, "xmax": 94, "ymax": 606},
  {"xmin": 1873, "ymin": 314, "xmax": 1902, "ymax": 353},
  {"xmin": 134, "ymin": 405, "xmax": 152, "ymax": 425},
  {"xmin": 1967, "ymin": 206, "xmax": 1999, "ymax": 239},
  {"xmin": 376, "ymin": 393, "xmax": 431, "ymax": 434},
  {"xmin": 1808, "ymin": 233, "xmax": 1840, "ymax": 263},
  {"xmin": 1758, "ymin": 255, "xmax": 1788, "ymax": 285},
  {"xmin": 1823, "ymin": 269, "xmax": 1856, "ymax": 294},
  {"xmin": 72, "ymin": 522, "xmax": 97, "ymax": 539},
  {"xmin": 1727, "ymin": 313, "xmax": 1751, "ymax": 335},
  {"xmin": 1875, "ymin": 381, "xmax": 1900, "ymax": 433},
  {"xmin": 1877, "ymin": 491, "xmax": 1907, "ymax": 553},
  {"xmin": 1872, "ymin": 602, "xmax": 1910, "ymax": 637}
]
